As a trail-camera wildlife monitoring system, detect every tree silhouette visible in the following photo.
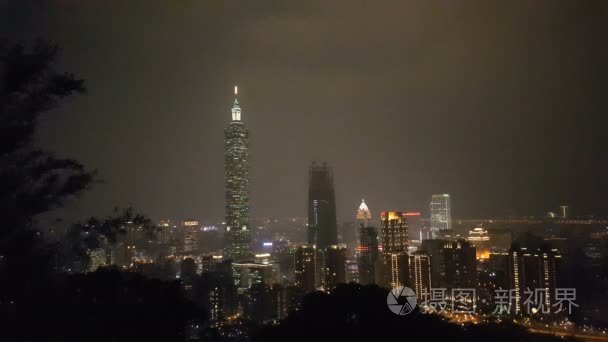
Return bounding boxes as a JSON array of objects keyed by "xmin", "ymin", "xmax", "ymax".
[
  {"xmin": 0, "ymin": 41, "xmax": 199, "ymax": 342},
  {"xmin": 0, "ymin": 40, "xmax": 94, "ymax": 236}
]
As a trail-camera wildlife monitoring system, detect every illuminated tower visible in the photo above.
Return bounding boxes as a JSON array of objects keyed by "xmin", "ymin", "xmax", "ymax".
[
  {"xmin": 324, "ymin": 245, "xmax": 346, "ymax": 291},
  {"xmin": 408, "ymin": 251, "xmax": 432, "ymax": 300},
  {"xmin": 379, "ymin": 211, "xmax": 409, "ymax": 289},
  {"xmin": 358, "ymin": 225, "xmax": 379, "ymax": 285},
  {"xmin": 356, "ymin": 199, "xmax": 372, "ymax": 226},
  {"xmin": 430, "ymin": 194, "xmax": 451, "ymax": 238},
  {"xmin": 182, "ymin": 219, "xmax": 200, "ymax": 255},
  {"xmin": 224, "ymin": 86, "xmax": 251, "ymax": 261},
  {"xmin": 294, "ymin": 245, "xmax": 317, "ymax": 293},
  {"xmin": 380, "ymin": 211, "xmax": 408, "ymax": 254},
  {"xmin": 307, "ymin": 162, "xmax": 338, "ymax": 250}
]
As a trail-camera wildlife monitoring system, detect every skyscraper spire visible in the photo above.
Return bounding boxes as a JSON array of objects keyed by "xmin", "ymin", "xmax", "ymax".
[{"xmin": 231, "ymin": 85, "xmax": 241, "ymax": 121}]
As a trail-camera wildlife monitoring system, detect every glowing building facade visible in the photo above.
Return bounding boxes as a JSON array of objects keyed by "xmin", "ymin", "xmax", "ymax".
[
  {"xmin": 294, "ymin": 245, "xmax": 317, "ymax": 293},
  {"xmin": 508, "ymin": 246, "xmax": 562, "ymax": 315},
  {"xmin": 356, "ymin": 199, "xmax": 372, "ymax": 226},
  {"xmin": 430, "ymin": 194, "xmax": 451, "ymax": 238},
  {"xmin": 224, "ymin": 86, "xmax": 251, "ymax": 261},
  {"xmin": 467, "ymin": 226, "xmax": 491, "ymax": 259},
  {"xmin": 323, "ymin": 244, "xmax": 346, "ymax": 291},
  {"xmin": 408, "ymin": 251, "xmax": 432, "ymax": 300},
  {"xmin": 182, "ymin": 219, "xmax": 200, "ymax": 255},
  {"xmin": 380, "ymin": 211, "xmax": 409, "ymax": 289}
]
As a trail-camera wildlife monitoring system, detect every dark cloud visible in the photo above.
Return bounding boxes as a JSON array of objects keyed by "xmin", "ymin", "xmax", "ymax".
[{"xmin": 2, "ymin": 0, "xmax": 607, "ymax": 221}]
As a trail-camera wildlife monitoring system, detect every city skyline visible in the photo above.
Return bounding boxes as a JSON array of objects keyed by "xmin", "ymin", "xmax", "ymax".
[{"xmin": 4, "ymin": 2, "xmax": 608, "ymax": 341}]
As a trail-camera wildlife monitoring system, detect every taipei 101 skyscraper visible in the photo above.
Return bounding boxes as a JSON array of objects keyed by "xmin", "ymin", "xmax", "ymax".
[{"xmin": 223, "ymin": 86, "xmax": 251, "ymax": 261}]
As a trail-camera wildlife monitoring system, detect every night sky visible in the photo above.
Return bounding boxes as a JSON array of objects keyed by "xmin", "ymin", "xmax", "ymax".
[{"xmin": 2, "ymin": 1, "xmax": 607, "ymax": 221}]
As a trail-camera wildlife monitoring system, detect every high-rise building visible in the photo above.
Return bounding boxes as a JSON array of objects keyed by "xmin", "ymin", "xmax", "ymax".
[
  {"xmin": 408, "ymin": 251, "xmax": 432, "ymax": 300},
  {"xmin": 87, "ymin": 248, "xmax": 107, "ymax": 272},
  {"xmin": 345, "ymin": 258, "xmax": 359, "ymax": 284},
  {"xmin": 419, "ymin": 239, "xmax": 477, "ymax": 290},
  {"xmin": 271, "ymin": 284, "xmax": 303, "ymax": 320},
  {"xmin": 379, "ymin": 211, "xmax": 409, "ymax": 289},
  {"xmin": 419, "ymin": 239, "xmax": 447, "ymax": 288},
  {"xmin": 430, "ymin": 194, "xmax": 451, "ymax": 238},
  {"xmin": 224, "ymin": 86, "xmax": 251, "ymax": 261},
  {"xmin": 324, "ymin": 245, "xmax": 346, "ymax": 291},
  {"xmin": 294, "ymin": 245, "xmax": 317, "ymax": 293},
  {"xmin": 357, "ymin": 225, "xmax": 379, "ymax": 285},
  {"xmin": 443, "ymin": 240, "xmax": 477, "ymax": 289},
  {"xmin": 508, "ymin": 246, "xmax": 562, "ymax": 315},
  {"xmin": 181, "ymin": 257, "xmax": 197, "ymax": 294},
  {"xmin": 404, "ymin": 212, "xmax": 422, "ymax": 244},
  {"xmin": 158, "ymin": 220, "xmax": 171, "ymax": 244},
  {"xmin": 200, "ymin": 255, "xmax": 217, "ymax": 274},
  {"xmin": 380, "ymin": 211, "xmax": 408, "ymax": 254},
  {"xmin": 232, "ymin": 262, "xmax": 273, "ymax": 292},
  {"xmin": 356, "ymin": 199, "xmax": 372, "ymax": 226},
  {"xmin": 182, "ymin": 219, "xmax": 200, "ymax": 255},
  {"xmin": 243, "ymin": 283, "xmax": 272, "ymax": 323},
  {"xmin": 307, "ymin": 162, "xmax": 338, "ymax": 250}
]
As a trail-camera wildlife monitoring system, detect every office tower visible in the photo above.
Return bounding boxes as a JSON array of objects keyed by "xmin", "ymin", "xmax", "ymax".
[
  {"xmin": 324, "ymin": 245, "xmax": 346, "ymax": 291},
  {"xmin": 430, "ymin": 194, "xmax": 451, "ymax": 238},
  {"xmin": 404, "ymin": 212, "xmax": 422, "ymax": 244},
  {"xmin": 224, "ymin": 86, "xmax": 251, "ymax": 261},
  {"xmin": 508, "ymin": 246, "xmax": 562, "ymax": 315},
  {"xmin": 379, "ymin": 211, "xmax": 409, "ymax": 289},
  {"xmin": 294, "ymin": 245, "xmax": 317, "ymax": 293},
  {"xmin": 408, "ymin": 251, "xmax": 432, "ymax": 300},
  {"xmin": 419, "ymin": 239, "xmax": 447, "ymax": 288},
  {"xmin": 380, "ymin": 211, "xmax": 408, "ymax": 254},
  {"xmin": 356, "ymin": 199, "xmax": 372, "ymax": 226},
  {"xmin": 216, "ymin": 259, "xmax": 239, "ymax": 316},
  {"xmin": 182, "ymin": 219, "xmax": 200, "ymax": 255},
  {"xmin": 271, "ymin": 284, "xmax": 304, "ymax": 320},
  {"xmin": 345, "ymin": 258, "xmax": 359, "ymax": 283},
  {"xmin": 467, "ymin": 226, "xmax": 491, "ymax": 259},
  {"xmin": 87, "ymin": 248, "xmax": 106, "ymax": 272},
  {"xmin": 442, "ymin": 240, "xmax": 477, "ymax": 289},
  {"xmin": 201, "ymin": 255, "xmax": 217, "ymax": 273},
  {"xmin": 232, "ymin": 262, "xmax": 274, "ymax": 292},
  {"xmin": 307, "ymin": 162, "xmax": 338, "ymax": 250},
  {"xmin": 158, "ymin": 220, "xmax": 171, "ymax": 244},
  {"xmin": 272, "ymin": 241, "xmax": 295, "ymax": 284},
  {"xmin": 181, "ymin": 258, "xmax": 197, "ymax": 294},
  {"xmin": 487, "ymin": 252, "xmax": 509, "ymax": 288},
  {"xmin": 196, "ymin": 265, "xmax": 235, "ymax": 327},
  {"xmin": 194, "ymin": 271, "xmax": 222, "ymax": 327},
  {"xmin": 243, "ymin": 283, "xmax": 272, "ymax": 324},
  {"xmin": 271, "ymin": 284, "xmax": 289, "ymax": 320},
  {"xmin": 357, "ymin": 225, "xmax": 379, "ymax": 285},
  {"xmin": 340, "ymin": 221, "xmax": 358, "ymax": 251}
]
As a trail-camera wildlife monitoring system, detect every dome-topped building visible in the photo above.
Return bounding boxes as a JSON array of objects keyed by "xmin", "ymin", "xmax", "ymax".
[{"xmin": 356, "ymin": 199, "xmax": 372, "ymax": 226}]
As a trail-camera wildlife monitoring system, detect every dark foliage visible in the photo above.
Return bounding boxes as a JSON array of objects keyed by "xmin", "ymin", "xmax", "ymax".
[
  {"xmin": 253, "ymin": 283, "xmax": 570, "ymax": 342},
  {"xmin": 10, "ymin": 268, "xmax": 197, "ymax": 342},
  {"xmin": 0, "ymin": 40, "xmax": 94, "ymax": 237},
  {"xmin": 0, "ymin": 41, "xmax": 198, "ymax": 342}
]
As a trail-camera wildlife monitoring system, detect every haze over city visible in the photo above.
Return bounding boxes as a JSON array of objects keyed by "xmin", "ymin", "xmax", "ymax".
[{"xmin": 2, "ymin": 1, "xmax": 607, "ymax": 222}]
